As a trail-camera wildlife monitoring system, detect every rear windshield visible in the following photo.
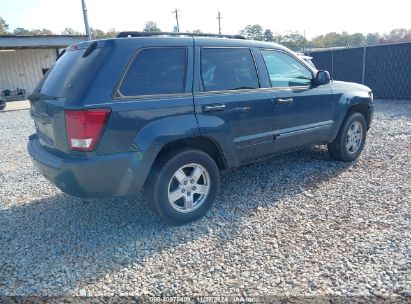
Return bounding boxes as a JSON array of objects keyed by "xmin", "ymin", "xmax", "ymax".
[{"xmin": 34, "ymin": 47, "xmax": 102, "ymax": 98}]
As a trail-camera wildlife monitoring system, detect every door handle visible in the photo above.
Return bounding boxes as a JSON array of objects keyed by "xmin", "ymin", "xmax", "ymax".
[
  {"xmin": 276, "ymin": 98, "xmax": 294, "ymax": 105},
  {"xmin": 202, "ymin": 104, "xmax": 226, "ymax": 112}
]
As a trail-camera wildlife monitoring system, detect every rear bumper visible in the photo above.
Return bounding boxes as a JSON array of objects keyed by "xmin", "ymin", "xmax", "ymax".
[{"xmin": 27, "ymin": 135, "xmax": 155, "ymax": 199}]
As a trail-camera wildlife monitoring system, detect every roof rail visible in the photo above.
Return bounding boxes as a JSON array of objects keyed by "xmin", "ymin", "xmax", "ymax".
[{"xmin": 116, "ymin": 31, "xmax": 246, "ymax": 39}]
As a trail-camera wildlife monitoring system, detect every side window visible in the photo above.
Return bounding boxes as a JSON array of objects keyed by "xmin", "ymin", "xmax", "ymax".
[
  {"xmin": 261, "ymin": 50, "xmax": 313, "ymax": 87},
  {"xmin": 201, "ymin": 48, "xmax": 259, "ymax": 92},
  {"xmin": 119, "ymin": 47, "xmax": 186, "ymax": 96}
]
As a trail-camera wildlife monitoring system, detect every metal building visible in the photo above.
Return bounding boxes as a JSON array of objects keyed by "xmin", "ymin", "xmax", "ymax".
[{"xmin": 0, "ymin": 35, "xmax": 87, "ymax": 99}]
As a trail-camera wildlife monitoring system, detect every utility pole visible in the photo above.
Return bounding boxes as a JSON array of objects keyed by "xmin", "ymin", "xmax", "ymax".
[
  {"xmin": 81, "ymin": 0, "xmax": 91, "ymax": 40},
  {"xmin": 172, "ymin": 9, "xmax": 180, "ymax": 32},
  {"xmin": 217, "ymin": 11, "xmax": 222, "ymax": 34},
  {"xmin": 303, "ymin": 29, "xmax": 306, "ymax": 53}
]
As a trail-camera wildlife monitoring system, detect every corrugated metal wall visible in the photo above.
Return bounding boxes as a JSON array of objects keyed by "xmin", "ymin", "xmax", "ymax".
[{"xmin": 0, "ymin": 49, "xmax": 56, "ymax": 95}]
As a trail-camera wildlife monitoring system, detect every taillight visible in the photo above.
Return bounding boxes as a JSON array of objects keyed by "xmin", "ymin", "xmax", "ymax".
[{"xmin": 65, "ymin": 108, "xmax": 111, "ymax": 152}]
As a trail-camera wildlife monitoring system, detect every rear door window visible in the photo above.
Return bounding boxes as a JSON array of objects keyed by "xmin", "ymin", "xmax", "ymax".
[
  {"xmin": 119, "ymin": 47, "xmax": 187, "ymax": 96},
  {"xmin": 201, "ymin": 48, "xmax": 259, "ymax": 92}
]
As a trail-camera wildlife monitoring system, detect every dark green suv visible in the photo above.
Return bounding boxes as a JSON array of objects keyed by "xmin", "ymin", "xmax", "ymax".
[{"xmin": 28, "ymin": 32, "xmax": 374, "ymax": 224}]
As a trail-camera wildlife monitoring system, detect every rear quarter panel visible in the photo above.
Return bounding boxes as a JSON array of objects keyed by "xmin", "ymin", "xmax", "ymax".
[{"xmin": 91, "ymin": 38, "xmax": 199, "ymax": 156}]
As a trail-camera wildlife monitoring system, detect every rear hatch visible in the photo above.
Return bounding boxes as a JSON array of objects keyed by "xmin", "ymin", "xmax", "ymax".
[{"xmin": 29, "ymin": 41, "xmax": 106, "ymax": 155}]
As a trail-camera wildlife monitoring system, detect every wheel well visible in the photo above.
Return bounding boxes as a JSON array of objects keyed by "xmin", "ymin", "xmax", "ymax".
[
  {"xmin": 347, "ymin": 103, "xmax": 371, "ymax": 129},
  {"xmin": 154, "ymin": 137, "xmax": 228, "ymax": 170}
]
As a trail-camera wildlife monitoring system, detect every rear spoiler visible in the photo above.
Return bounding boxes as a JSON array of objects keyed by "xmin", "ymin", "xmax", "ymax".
[{"xmin": 57, "ymin": 41, "xmax": 100, "ymax": 61}]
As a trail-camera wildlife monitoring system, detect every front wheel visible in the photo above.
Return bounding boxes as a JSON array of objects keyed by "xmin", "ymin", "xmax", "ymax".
[
  {"xmin": 145, "ymin": 149, "xmax": 220, "ymax": 225},
  {"xmin": 328, "ymin": 112, "xmax": 367, "ymax": 162}
]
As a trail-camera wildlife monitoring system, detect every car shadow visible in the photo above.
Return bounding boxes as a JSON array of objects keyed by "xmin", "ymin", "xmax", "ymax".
[{"xmin": 0, "ymin": 145, "xmax": 353, "ymax": 295}]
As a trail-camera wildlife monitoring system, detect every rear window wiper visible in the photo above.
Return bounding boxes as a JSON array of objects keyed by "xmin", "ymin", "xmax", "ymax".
[{"xmin": 28, "ymin": 93, "xmax": 57, "ymax": 101}]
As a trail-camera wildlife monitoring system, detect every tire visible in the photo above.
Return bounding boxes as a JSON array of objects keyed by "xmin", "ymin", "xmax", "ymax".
[
  {"xmin": 328, "ymin": 112, "xmax": 367, "ymax": 162},
  {"xmin": 144, "ymin": 149, "xmax": 220, "ymax": 225}
]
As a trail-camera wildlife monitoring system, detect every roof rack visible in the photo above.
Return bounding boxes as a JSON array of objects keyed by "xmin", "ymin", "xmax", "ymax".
[{"xmin": 116, "ymin": 31, "xmax": 246, "ymax": 39}]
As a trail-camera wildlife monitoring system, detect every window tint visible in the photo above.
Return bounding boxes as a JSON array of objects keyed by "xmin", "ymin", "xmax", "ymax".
[
  {"xmin": 119, "ymin": 48, "xmax": 186, "ymax": 96},
  {"xmin": 261, "ymin": 50, "xmax": 312, "ymax": 87},
  {"xmin": 201, "ymin": 48, "xmax": 259, "ymax": 91}
]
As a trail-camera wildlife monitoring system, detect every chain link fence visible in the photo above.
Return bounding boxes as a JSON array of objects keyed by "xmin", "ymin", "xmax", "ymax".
[{"xmin": 309, "ymin": 42, "xmax": 411, "ymax": 100}]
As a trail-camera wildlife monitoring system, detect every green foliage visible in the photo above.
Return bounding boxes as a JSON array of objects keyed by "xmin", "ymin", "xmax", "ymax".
[
  {"xmin": 105, "ymin": 28, "xmax": 118, "ymax": 38},
  {"xmin": 29, "ymin": 28, "xmax": 54, "ymax": 35},
  {"xmin": 4, "ymin": 21, "xmax": 54, "ymax": 36},
  {"xmin": 89, "ymin": 27, "xmax": 118, "ymax": 39},
  {"xmin": 366, "ymin": 33, "xmax": 379, "ymax": 45},
  {"xmin": 263, "ymin": 29, "xmax": 274, "ymax": 42},
  {"xmin": 309, "ymin": 31, "xmax": 366, "ymax": 48},
  {"xmin": 1, "ymin": 15, "xmax": 411, "ymax": 48},
  {"xmin": 242, "ymin": 26, "xmax": 306, "ymax": 51},
  {"xmin": 143, "ymin": 21, "xmax": 161, "ymax": 32},
  {"xmin": 239, "ymin": 25, "xmax": 411, "ymax": 50},
  {"xmin": 281, "ymin": 31, "xmax": 307, "ymax": 50},
  {"xmin": 0, "ymin": 16, "xmax": 9, "ymax": 34},
  {"xmin": 240, "ymin": 24, "xmax": 264, "ymax": 41},
  {"xmin": 13, "ymin": 27, "xmax": 31, "ymax": 35},
  {"xmin": 14, "ymin": 27, "xmax": 54, "ymax": 36},
  {"xmin": 61, "ymin": 28, "xmax": 82, "ymax": 35},
  {"xmin": 90, "ymin": 27, "xmax": 105, "ymax": 39}
]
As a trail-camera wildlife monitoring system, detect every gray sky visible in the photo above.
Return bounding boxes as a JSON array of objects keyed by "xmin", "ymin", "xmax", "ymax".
[{"xmin": 1, "ymin": 0, "xmax": 410, "ymax": 38}]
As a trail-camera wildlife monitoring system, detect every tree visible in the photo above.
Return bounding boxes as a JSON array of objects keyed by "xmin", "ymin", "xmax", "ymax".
[
  {"xmin": 90, "ymin": 27, "xmax": 107, "ymax": 39},
  {"xmin": 61, "ymin": 28, "xmax": 82, "ymax": 35},
  {"xmin": 143, "ymin": 21, "xmax": 161, "ymax": 32},
  {"xmin": 263, "ymin": 29, "xmax": 284, "ymax": 44},
  {"xmin": 309, "ymin": 31, "xmax": 365, "ymax": 48},
  {"xmin": 281, "ymin": 31, "xmax": 306, "ymax": 51},
  {"xmin": 13, "ymin": 27, "xmax": 31, "ymax": 35},
  {"xmin": 350, "ymin": 33, "xmax": 365, "ymax": 47},
  {"xmin": 366, "ymin": 33, "xmax": 379, "ymax": 45},
  {"xmin": 30, "ymin": 28, "xmax": 53, "ymax": 35},
  {"xmin": 263, "ymin": 29, "xmax": 274, "ymax": 42},
  {"xmin": 105, "ymin": 28, "xmax": 118, "ymax": 38},
  {"xmin": 0, "ymin": 16, "xmax": 9, "ymax": 34},
  {"xmin": 239, "ymin": 24, "xmax": 264, "ymax": 41}
]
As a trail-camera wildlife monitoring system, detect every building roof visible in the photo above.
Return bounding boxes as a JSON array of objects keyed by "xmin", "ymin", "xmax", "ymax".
[{"xmin": 0, "ymin": 35, "xmax": 88, "ymax": 49}]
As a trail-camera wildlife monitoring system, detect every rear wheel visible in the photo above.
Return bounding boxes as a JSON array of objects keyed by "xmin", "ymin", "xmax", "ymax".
[
  {"xmin": 145, "ymin": 149, "xmax": 220, "ymax": 225},
  {"xmin": 328, "ymin": 112, "xmax": 367, "ymax": 161}
]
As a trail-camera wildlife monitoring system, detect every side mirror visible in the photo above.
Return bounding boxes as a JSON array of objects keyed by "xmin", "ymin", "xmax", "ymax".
[{"xmin": 313, "ymin": 70, "xmax": 331, "ymax": 86}]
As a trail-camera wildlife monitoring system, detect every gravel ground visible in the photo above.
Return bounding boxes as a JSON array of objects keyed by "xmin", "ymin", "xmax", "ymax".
[{"xmin": 0, "ymin": 100, "xmax": 410, "ymax": 301}]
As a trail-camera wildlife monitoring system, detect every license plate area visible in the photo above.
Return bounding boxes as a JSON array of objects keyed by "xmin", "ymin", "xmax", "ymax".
[{"xmin": 35, "ymin": 121, "xmax": 55, "ymax": 147}]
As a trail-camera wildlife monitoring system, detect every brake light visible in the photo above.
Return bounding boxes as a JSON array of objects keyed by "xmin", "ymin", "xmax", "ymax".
[
  {"xmin": 67, "ymin": 44, "xmax": 80, "ymax": 51},
  {"xmin": 65, "ymin": 108, "xmax": 111, "ymax": 151}
]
